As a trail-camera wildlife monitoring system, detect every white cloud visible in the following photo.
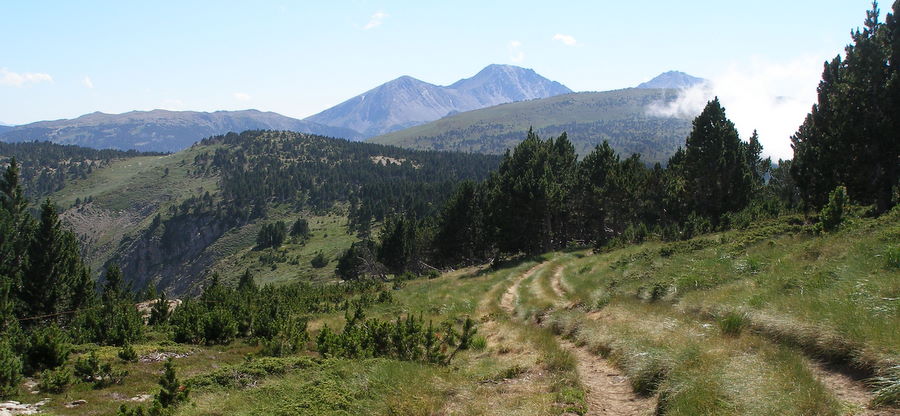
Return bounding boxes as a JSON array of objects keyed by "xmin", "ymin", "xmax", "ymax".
[
  {"xmin": 645, "ymin": 56, "xmax": 823, "ymax": 161},
  {"xmin": 0, "ymin": 68, "xmax": 53, "ymax": 87},
  {"xmin": 363, "ymin": 11, "xmax": 388, "ymax": 30},
  {"xmin": 82, "ymin": 76, "xmax": 94, "ymax": 89},
  {"xmin": 233, "ymin": 92, "xmax": 251, "ymax": 101},
  {"xmin": 552, "ymin": 33, "xmax": 577, "ymax": 46},
  {"xmin": 509, "ymin": 40, "xmax": 525, "ymax": 63}
]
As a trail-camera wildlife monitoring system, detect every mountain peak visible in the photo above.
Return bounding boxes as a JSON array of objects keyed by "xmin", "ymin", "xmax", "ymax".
[
  {"xmin": 306, "ymin": 65, "xmax": 572, "ymax": 138},
  {"xmin": 637, "ymin": 71, "xmax": 706, "ymax": 89}
]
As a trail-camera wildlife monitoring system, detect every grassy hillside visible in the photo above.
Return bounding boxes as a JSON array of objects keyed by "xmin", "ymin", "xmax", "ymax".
[
  {"xmin": 0, "ymin": 141, "xmax": 163, "ymax": 201},
  {"xmin": 370, "ymin": 88, "xmax": 693, "ymax": 163},
  {"xmin": 51, "ymin": 131, "xmax": 500, "ymax": 294},
  {"xmin": 14, "ymin": 208, "xmax": 897, "ymax": 415}
]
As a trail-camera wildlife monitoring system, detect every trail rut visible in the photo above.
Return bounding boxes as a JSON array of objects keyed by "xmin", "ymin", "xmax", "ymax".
[
  {"xmin": 550, "ymin": 265, "xmax": 567, "ymax": 299},
  {"xmin": 502, "ymin": 261, "xmax": 654, "ymax": 415},
  {"xmin": 808, "ymin": 361, "xmax": 896, "ymax": 416},
  {"xmin": 560, "ymin": 339, "xmax": 656, "ymax": 416},
  {"xmin": 499, "ymin": 263, "xmax": 543, "ymax": 315}
]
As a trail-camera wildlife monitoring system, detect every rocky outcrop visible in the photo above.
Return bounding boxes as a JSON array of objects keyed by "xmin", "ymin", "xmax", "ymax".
[{"xmin": 114, "ymin": 212, "xmax": 230, "ymax": 294}]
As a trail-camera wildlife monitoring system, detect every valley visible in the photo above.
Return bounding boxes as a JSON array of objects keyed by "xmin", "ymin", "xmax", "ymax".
[{"xmin": 1, "ymin": 2, "xmax": 898, "ymax": 415}]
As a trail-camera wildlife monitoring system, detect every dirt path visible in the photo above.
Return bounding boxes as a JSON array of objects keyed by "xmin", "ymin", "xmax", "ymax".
[
  {"xmin": 807, "ymin": 361, "xmax": 896, "ymax": 416},
  {"xmin": 550, "ymin": 265, "xmax": 568, "ymax": 299},
  {"xmin": 501, "ymin": 261, "xmax": 654, "ymax": 416},
  {"xmin": 560, "ymin": 339, "xmax": 656, "ymax": 416},
  {"xmin": 499, "ymin": 263, "xmax": 543, "ymax": 315}
]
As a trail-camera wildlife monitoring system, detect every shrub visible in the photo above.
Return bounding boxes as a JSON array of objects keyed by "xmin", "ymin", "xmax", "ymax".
[
  {"xmin": 156, "ymin": 358, "xmax": 189, "ymax": 408},
  {"xmin": 187, "ymin": 357, "xmax": 317, "ymax": 389},
  {"xmin": 817, "ymin": 185, "xmax": 847, "ymax": 232},
  {"xmin": 92, "ymin": 363, "xmax": 128, "ymax": 389},
  {"xmin": 38, "ymin": 366, "xmax": 72, "ymax": 393},
  {"xmin": 203, "ymin": 307, "xmax": 238, "ymax": 345},
  {"xmin": 261, "ymin": 317, "xmax": 310, "ymax": 357},
  {"xmin": 148, "ymin": 293, "xmax": 171, "ymax": 326},
  {"xmin": 75, "ymin": 350, "xmax": 128, "ymax": 388},
  {"xmin": 316, "ymin": 311, "xmax": 476, "ymax": 365},
  {"xmin": 170, "ymin": 300, "xmax": 205, "ymax": 344},
  {"xmin": 25, "ymin": 324, "xmax": 71, "ymax": 374},
  {"xmin": 107, "ymin": 302, "xmax": 145, "ymax": 346},
  {"xmin": 119, "ymin": 343, "xmax": 138, "ymax": 362},
  {"xmin": 0, "ymin": 341, "xmax": 22, "ymax": 398},
  {"xmin": 74, "ymin": 350, "xmax": 101, "ymax": 381},
  {"xmin": 310, "ymin": 251, "xmax": 329, "ymax": 268}
]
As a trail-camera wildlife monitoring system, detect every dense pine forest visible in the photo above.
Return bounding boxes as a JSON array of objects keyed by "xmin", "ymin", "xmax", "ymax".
[{"xmin": 0, "ymin": 2, "xmax": 897, "ymax": 415}]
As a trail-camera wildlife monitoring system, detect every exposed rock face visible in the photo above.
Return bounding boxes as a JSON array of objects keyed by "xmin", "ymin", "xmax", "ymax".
[{"xmin": 114, "ymin": 213, "xmax": 230, "ymax": 294}]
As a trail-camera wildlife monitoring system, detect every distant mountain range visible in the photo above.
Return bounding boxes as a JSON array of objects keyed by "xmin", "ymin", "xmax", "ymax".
[
  {"xmin": 637, "ymin": 71, "xmax": 706, "ymax": 89},
  {"xmin": 370, "ymin": 88, "xmax": 694, "ymax": 164},
  {"xmin": 304, "ymin": 64, "xmax": 572, "ymax": 137},
  {"xmin": 0, "ymin": 109, "xmax": 361, "ymax": 152},
  {"xmin": 1, "ymin": 68, "xmax": 703, "ymax": 153}
]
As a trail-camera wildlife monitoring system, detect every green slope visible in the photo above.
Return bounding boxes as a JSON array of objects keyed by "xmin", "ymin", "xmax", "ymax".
[
  {"xmin": 52, "ymin": 130, "xmax": 500, "ymax": 294},
  {"xmin": 370, "ymin": 88, "xmax": 693, "ymax": 163}
]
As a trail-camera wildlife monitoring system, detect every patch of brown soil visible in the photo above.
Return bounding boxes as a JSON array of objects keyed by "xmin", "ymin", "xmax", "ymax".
[
  {"xmin": 808, "ymin": 361, "xmax": 897, "ymax": 416},
  {"xmin": 560, "ymin": 339, "xmax": 656, "ymax": 416}
]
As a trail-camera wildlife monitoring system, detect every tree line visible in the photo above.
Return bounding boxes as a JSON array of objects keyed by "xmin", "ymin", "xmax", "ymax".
[
  {"xmin": 336, "ymin": 2, "xmax": 899, "ymax": 279},
  {"xmin": 791, "ymin": 0, "xmax": 899, "ymax": 213},
  {"xmin": 340, "ymin": 99, "xmax": 782, "ymax": 278},
  {"xmin": 0, "ymin": 141, "xmax": 164, "ymax": 201}
]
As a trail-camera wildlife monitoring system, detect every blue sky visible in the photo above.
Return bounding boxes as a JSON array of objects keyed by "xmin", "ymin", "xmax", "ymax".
[{"xmin": 0, "ymin": 0, "xmax": 881, "ymax": 157}]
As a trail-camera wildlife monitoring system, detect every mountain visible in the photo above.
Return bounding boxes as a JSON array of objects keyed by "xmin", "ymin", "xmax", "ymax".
[
  {"xmin": 636, "ymin": 70, "xmax": 706, "ymax": 89},
  {"xmin": 0, "ymin": 109, "xmax": 362, "ymax": 152},
  {"xmin": 51, "ymin": 131, "xmax": 500, "ymax": 294},
  {"xmin": 0, "ymin": 125, "xmax": 11, "ymax": 134},
  {"xmin": 305, "ymin": 64, "xmax": 572, "ymax": 138},
  {"xmin": 370, "ymin": 88, "xmax": 693, "ymax": 163}
]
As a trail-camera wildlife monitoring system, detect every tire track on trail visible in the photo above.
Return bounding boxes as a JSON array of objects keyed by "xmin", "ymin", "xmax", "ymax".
[
  {"xmin": 499, "ymin": 263, "xmax": 544, "ymax": 315},
  {"xmin": 502, "ymin": 260, "xmax": 655, "ymax": 416},
  {"xmin": 550, "ymin": 264, "xmax": 568, "ymax": 299}
]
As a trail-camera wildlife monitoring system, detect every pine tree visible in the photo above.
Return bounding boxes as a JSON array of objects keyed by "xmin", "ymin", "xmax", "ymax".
[
  {"xmin": 574, "ymin": 142, "xmax": 619, "ymax": 244},
  {"xmin": 21, "ymin": 199, "xmax": 83, "ymax": 319},
  {"xmin": 488, "ymin": 129, "xmax": 577, "ymax": 255},
  {"xmin": 0, "ymin": 340, "xmax": 22, "ymax": 398},
  {"xmin": 434, "ymin": 181, "xmax": 487, "ymax": 265},
  {"xmin": 290, "ymin": 218, "xmax": 310, "ymax": 240},
  {"xmin": 745, "ymin": 130, "xmax": 769, "ymax": 189},
  {"xmin": 237, "ymin": 269, "xmax": 257, "ymax": 292},
  {"xmin": 155, "ymin": 357, "xmax": 188, "ymax": 408},
  {"xmin": 680, "ymin": 98, "xmax": 754, "ymax": 224},
  {"xmin": 0, "ymin": 159, "xmax": 32, "ymax": 319},
  {"xmin": 792, "ymin": 2, "xmax": 899, "ymax": 212},
  {"xmin": 24, "ymin": 323, "xmax": 70, "ymax": 374},
  {"xmin": 148, "ymin": 291, "xmax": 170, "ymax": 325}
]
